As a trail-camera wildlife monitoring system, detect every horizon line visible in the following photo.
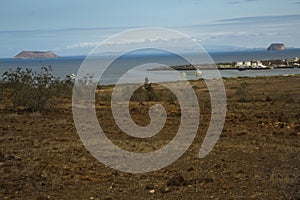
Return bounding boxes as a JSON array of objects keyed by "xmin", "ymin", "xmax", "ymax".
[{"xmin": 1, "ymin": 47, "xmax": 300, "ymax": 59}]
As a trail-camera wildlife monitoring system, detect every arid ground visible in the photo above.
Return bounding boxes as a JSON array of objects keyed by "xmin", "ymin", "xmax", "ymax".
[{"xmin": 0, "ymin": 75, "xmax": 299, "ymax": 199}]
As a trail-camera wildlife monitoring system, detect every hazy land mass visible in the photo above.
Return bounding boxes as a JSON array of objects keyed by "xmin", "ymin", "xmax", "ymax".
[{"xmin": 14, "ymin": 51, "xmax": 59, "ymax": 59}]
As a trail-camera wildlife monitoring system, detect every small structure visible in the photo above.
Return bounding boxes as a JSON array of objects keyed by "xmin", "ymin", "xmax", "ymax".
[
  {"xmin": 235, "ymin": 60, "xmax": 267, "ymax": 69},
  {"xmin": 195, "ymin": 69, "xmax": 202, "ymax": 76},
  {"xmin": 144, "ymin": 77, "xmax": 152, "ymax": 91},
  {"xmin": 244, "ymin": 61, "xmax": 251, "ymax": 66}
]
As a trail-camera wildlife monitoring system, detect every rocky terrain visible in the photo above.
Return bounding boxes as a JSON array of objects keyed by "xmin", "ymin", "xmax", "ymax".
[{"xmin": 0, "ymin": 75, "xmax": 299, "ymax": 199}]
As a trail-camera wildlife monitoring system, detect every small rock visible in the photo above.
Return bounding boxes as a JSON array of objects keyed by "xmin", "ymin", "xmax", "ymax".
[
  {"xmin": 0, "ymin": 152, "xmax": 5, "ymax": 162},
  {"xmin": 160, "ymin": 187, "xmax": 171, "ymax": 193},
  {"xmin": 289, "ymin": 132, "xmax": 297, "ymax": 136},
  {"xmin": 89, "ymin": 197, "xmax": 95, "ymax": 200},
  {"xmin": 237, "ymin": 131, "xmax": 247, "ymax": 136},
  {"xmin": 187, "ymin": 167, "xmax": 194, "ymax": 171},
  {"xmin": 2, "ymin": 126, "xmax": 9, "ymax": 131},
  {"xmin": 167, "ymin": 174, "xmax": 186, "ymax": 186},
  {"xmin": 200, "ymin": 176, "xmax": 214, "ymax": 184},
  {"xmin": 214, "ymin": 164, "xmax": 221, "ymax": 169},
  {"xmin": 7, "ymin": 155, "xmax": 14, "ymax": 160},
  {"xmin": 145, "ymin": 184, "xmax": 154, "ymax": 190},
  {"xmin": 295, "ymin": 126, "xmax": 300, "ymax": 132},
  {"xmin": 265, "ymin": 96, "xmax": 272, "ymax": 102},
  {"xmin": 275, "ymin": 122, "xmax": 285, "ymax": 128},
  {"xmin": 286, "ymin": 98, "xmax": 294, "ymax": 103},
  {"xmin": 149, "ymin": 189, "xmax": 155, "ymax": 194}
]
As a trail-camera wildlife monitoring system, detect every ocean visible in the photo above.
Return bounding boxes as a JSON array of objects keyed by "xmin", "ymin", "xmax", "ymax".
[{"xmin": 0, "ymin": 49, "xmax": 300, "ymax": 85}]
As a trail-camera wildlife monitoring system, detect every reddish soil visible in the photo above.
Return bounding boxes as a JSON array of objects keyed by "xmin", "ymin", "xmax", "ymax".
[{"xmin": 0, "ymin": 75, "xmax": 299, "ymax": 199}]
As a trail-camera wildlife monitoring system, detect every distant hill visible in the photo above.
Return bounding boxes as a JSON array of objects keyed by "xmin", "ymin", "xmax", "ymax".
[
  {"xmin": 267, "ymin": 43, "xmax": 286, "ymax": 51},
  {"xmin": 15, "ymin": 51, "xmax": 59, "ymax": 59}
]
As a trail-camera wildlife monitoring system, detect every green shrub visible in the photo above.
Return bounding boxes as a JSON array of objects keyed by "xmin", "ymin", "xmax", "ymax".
[
  {"xmin": 1, "ymin": 66, "xmax": 69, "ymax": 111},
  {"xmin": 0, "ymin": 82, "xmax": 4, "ymax": 102},
  {"xmin": 200, "ymin": 99, "xmax": 211, "ymax": 114},
  {"xmin": 236, "ymin": 82, "xmax": 249, "ymax": 102},
  {"xmin": 130, "ymin": 87, "xmax": 148, "ymax": 102},
  {"xmin": 51, "ymin": 79, "xmax": 73, "ymax": 99}
]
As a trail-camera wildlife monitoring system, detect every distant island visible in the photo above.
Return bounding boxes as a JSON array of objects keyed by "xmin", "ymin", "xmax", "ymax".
[
  {"xmin": 14, "ymin": 51, "xmax": 59, "ymax": 59},
  {"xmin": 267, "ymin": 43, "xmax": 286, "ymax": 51}
]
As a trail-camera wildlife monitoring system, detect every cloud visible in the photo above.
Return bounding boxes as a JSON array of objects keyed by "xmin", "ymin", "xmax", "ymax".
[
  {"xmin": 62, "ymin": 35, "xmax": 190, "ymax": 55},
  {"xmin": 229, "ymin": 1, "xmax": 241, "ymax": 4},
  {"xmin": 214, "ymin": 14, "xmax": 300, "ymax": 24},
  {"xmin": 101, "ymin": 37, "xmax": 184, "ymax": 46},
  {"xmin": 1, "ymin": 14, "xmax": 299, "ymax": 57},
  {"xmin": 228, "ymin": 0, "xmax": 259, "ymax": 4},
  {"xmin": 176, "ymin": 14, "xmax": 300, "ymax": 48},
  {"xmin": 66, "ymin": 42, "xmax": 100, "ymax": 49},
  {"xmin": 206, "ymin": 32, "xmax": 294, "ymax": 41}
]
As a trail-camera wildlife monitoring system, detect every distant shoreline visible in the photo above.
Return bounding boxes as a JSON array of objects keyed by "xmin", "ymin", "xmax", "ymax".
[
  {"xmin": 1, "ymin": 49, "xmax": 300, "ymax": 83},
  {"xmin": 1, "ymin": 47, "xmax": 300, "ymax": 60},
  {"xmin": 148, "ymin": 57, "xmax": 300, "ymax": 71},
  {"xmin": 148, "ymin": 66, "xmax": 298, "ymax": 71}
]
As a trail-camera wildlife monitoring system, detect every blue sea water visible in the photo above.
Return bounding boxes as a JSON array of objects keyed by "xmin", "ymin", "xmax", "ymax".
[{"xmin": 0, "ymin": 49, "xmax": 300, "ymax": 85}]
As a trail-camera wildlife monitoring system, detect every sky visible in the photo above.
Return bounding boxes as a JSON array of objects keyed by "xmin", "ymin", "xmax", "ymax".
[{"xmin": 0, "ymin": 0, "xmax": 300, "ymax": 57}]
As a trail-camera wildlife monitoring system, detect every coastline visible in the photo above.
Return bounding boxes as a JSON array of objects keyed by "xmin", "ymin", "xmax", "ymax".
[
  {"xmin": 0, "ymin": 49, "xmax": 300, "ymax": 84},
  {"xmin": 148, "ymin": 58, "xmax": 300, "ymax": 71}
]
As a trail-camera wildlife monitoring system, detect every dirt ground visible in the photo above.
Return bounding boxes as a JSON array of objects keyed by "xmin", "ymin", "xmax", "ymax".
[{"xmin": 0, "ymin": 75, "xmax": 299, "ymax": 199}]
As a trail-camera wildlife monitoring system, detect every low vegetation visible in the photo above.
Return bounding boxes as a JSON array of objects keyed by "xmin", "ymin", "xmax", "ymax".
[
  {"xmin": 235, "ymin": 82, "xmax": 249, "ymax": 102},
  {"xmin": 1, "ymin": 66, "xmax": 73, "ymax": 112}
]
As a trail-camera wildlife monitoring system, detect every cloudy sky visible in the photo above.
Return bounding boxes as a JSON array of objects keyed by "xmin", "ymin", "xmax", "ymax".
[{"xmin": 0, "ymin": 0, "xmax": 300, "ymax": 57}]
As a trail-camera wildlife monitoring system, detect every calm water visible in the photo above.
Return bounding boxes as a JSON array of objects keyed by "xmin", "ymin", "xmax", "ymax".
[{"xmin": 0, "ymin": 49, "xmax": 299, "ymax": 85}]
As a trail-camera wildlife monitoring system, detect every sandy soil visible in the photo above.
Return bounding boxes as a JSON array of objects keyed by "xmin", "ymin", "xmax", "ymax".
[{"xmin": 0, "ymin": 75, "xmax": 299, "ymax": 199}]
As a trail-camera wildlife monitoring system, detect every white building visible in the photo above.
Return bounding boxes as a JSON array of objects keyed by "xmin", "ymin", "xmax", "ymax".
[{"xmin": 235, "ymin": 60, "xmax": 267, "ymax": 69}]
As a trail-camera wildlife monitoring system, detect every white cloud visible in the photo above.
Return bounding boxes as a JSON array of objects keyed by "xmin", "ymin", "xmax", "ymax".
[
  {"xmin": 53, "ymin": 47, "xmax": 61, "ymax": 51},
  {"xmin": 101, "ymin": 37, "xmax": 185, "ymax": 46},
  {"xmin": 66, "ymin": 42, "xmax": 100, "ymax": 49},
  {"xmin": 64, "ymin": 35, "xmax": 187, "ymax": 51}
]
